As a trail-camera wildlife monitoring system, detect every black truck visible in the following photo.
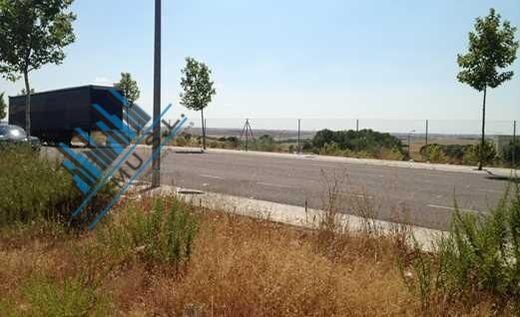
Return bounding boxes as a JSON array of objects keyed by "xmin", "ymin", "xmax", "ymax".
[{"xmin": 9, "ymin": 85, "xmax": 124, "ymax": 145}]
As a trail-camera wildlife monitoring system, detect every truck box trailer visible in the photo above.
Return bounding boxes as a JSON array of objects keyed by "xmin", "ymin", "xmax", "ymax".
[{"xmin": 9, "ymin": 85, "xmax": 124, "ymax": 145}]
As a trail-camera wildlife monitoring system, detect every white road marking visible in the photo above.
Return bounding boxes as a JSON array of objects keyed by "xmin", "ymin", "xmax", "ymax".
[
  {"xmin": 478, "ymin": 188, "xmax": 502, "ymax": 194},
  {"xmin": 427, "ymin": 204, "xmax": 480, "ymax": 213},
  {"xmin": 200, "ymin": 174, "xmax": 224, "ymax": 180},
  {"xmin": 340, "ymin": 193, "xmax": 374, "ymax": 199},
  {"xmin": 257, "ymin": 182, "xmax": 293, "ymax": 189}
]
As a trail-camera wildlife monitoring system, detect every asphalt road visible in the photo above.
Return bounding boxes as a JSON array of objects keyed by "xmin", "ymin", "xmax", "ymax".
[{"xmin": 151, "ymin": 149, "xmax": 508, "ymax": 230}]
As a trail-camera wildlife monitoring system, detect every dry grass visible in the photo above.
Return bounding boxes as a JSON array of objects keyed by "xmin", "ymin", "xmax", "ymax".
[
  {"xmin": 140, "ymin": 211, "xmax": 413, "ymax": 316},
  {"xmin": 0, "ymin": 195, "xmax": 501, "ymax": 316}
]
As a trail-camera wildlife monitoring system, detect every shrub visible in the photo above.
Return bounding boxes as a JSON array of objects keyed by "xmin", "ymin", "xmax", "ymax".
[
  {"xmin": 174, "ymin": 136, "xmax": 188, "ymax": 146},
  {"xmin": 250, "ymin": 134, "xmax": 280, "ymax": 152},
  {"xmin": 312, "ymin": 129, "xmax": 404, "ymax": 158},
  {"xmin": 502, "ymin": 140, "xmax": 520, "ymax": 167},
  {"xmin": 226, "ymin": 136, "xmax": 239, "ymax": 148},
  {"xmin": 97, "ymin": 197, "xmax": 198, "ymax": 266},
  {"xmin": 443, "ymin": 144, "xmax": 468, "ymax": 161},
  {"xmin": 420, "ymin": 144, "xmax": 448, "ymax": 163},
  {"xmin": 464, "ymin": 140, "xmax": 497, "ymax": 166},
  {"xmin": 377, "ymin": 147, "xmax": 405, "ymax": 161},
  {"xmin": 318, "ymin": 142, "xmax": 350, "ymax": 156},
  {"xmin": 402, "ymin": 186, "xmax": 520, "ymax": 314}
]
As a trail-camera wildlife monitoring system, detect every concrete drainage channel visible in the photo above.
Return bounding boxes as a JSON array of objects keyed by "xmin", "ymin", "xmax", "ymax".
[{"xmin": 130, "ymin": 183, "xmax": 445, "ymax": 251}]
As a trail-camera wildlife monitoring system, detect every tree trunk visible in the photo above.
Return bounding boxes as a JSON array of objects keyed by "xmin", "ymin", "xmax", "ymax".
[
  {"xmin": 201, "ymin": 108, "xmax": 206, "ymax": 150},
  {"xmin": 23, "ymin": 71, "xmax": 31, "ymax": 137},
  {"xmin": 478, "ymin": 86, "xmax": 487, "ymax": 171}
]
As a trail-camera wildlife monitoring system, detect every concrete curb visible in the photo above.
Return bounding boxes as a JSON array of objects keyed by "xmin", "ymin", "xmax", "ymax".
[{"xmin": 141, "ymin": 185, "xmax": 445, "ymax": 251}]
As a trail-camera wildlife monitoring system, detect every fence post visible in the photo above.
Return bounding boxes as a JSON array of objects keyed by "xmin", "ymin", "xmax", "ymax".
[
  {"xmin": 297, "ymin": 119, "xmax": 301, "ymax": 154},
  {"xmin": 245, "ymin": 119, "xmax": 249, "ymax": 152},
  {"xmin": 425, "ymin": 119, "xmax": 429, "ymax": 146}
]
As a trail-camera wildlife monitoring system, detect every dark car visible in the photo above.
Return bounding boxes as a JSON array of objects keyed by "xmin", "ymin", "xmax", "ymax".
[{"xmin": 0, "ymin": 124, "xmax": 40, "ymax": 150}]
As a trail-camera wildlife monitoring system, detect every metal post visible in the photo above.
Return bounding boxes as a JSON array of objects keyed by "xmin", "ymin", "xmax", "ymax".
[
  {"xmin": 356, "ymin": 119, "xmax": 359, "ymax": 132},
  {"xmin": 245, "ymin": 119, "xmax": 249, "ymax": 152},
  {"xmin": 297, "ymin": 119, "xmax": 301, "ymax": 154},
  {"xmin": 408, "ymin": 130, "xmax": 415, "ymax": 159},
  {"xmin": 425, "ymin": 119, "xmax": 429, "ymax": 146},
  {"xmin": 408, "ymin": 133, "xmax": 411, "ymax": 157},
  {"xmin": 151, "ymin": 0, "xmax": 162, "ymax": 188},
  {"xmin": 513, "ymin": 120, "xmax": 517, "ymax": 168}
]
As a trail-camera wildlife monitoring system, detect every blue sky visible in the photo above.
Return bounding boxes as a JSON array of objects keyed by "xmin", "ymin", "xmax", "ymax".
[{"xmin": 1, "ymin": 0, "xmax": 519, "ymax": 127}]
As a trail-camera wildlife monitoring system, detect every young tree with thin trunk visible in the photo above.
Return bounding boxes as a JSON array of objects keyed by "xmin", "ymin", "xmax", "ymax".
[
  {"xmin": 457, "ymin": 8, "xmax": 518, "ymax": 170},
  {"xmin": 0, "ymin": 0, "xmax": 76, "ymax": 136},
  {"xmin": 115, "ymin": 72, "xmax": 140, "ymax": 106},
  {"xmin": 115, "ymin": 72, "xmax": 140, "ymax": 129},
  {"xmin": 179, "ymin": 57, "xmax": 216, "ymax": 150}
]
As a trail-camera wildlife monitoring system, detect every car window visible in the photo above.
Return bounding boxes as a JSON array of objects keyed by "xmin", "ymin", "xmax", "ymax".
[{"xmin": 0, "ymin": 126, "xmax": 9, "ymax": 136}]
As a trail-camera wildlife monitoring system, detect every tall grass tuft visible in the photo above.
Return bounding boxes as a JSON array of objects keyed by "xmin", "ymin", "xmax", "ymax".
[
  {"xmin": 0, "ymin": 145, "xmax": 76, "ymax": 226},
  {"xmin": 0, "ymin": 145, "xmax": 115, "ymax": 228},
  {"xmin": 97, "ymin": 197, "xmax": 198, "ymax": 267},
  {"xmin": 402, "ymin": 185, "xmax": 520, "ymax": 314},
  {"xmin": 0, "ymin": 275, "xmax": 112, "ymax": 317}
]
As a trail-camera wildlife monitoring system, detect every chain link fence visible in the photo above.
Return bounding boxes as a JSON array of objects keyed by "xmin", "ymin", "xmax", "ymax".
[{"xmin": 175, "ymin": 117, "xmax": 519, "ymax": 167}]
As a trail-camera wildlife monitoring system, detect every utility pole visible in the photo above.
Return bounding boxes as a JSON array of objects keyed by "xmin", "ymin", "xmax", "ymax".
[
  {"xmin": 151, "ymin": 0, "xmax": 162, "ymax": 188},
  {"xmin": 356, "ymin": 119, "xmax": 359, "ymax": 132},
  {"xmin": 297, "ymin": 119, "xmax": 301, "ymax": 154}
]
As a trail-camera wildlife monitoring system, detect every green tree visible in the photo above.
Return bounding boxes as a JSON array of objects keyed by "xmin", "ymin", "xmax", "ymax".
[
  {"xmin": 0, "ymin": 92, "xmax": 6, "ymax": 120},
  {"xmin": 457, "ymin": 8, "xmax": 519, "ymax": 170},
  {"xmin": 115, "ymin": 72, "xmax": 140, "ymax": 129},
  {"xmin": 179, "ymin": 57, "xmax": 216, "ymax": 150},
  {"xmin": 115, "ymin": 72, "xmax": 140, "ymax": 106},
  {"xmin": 0, "ymin": 0, "xmax": 76, "ymax": 136}
]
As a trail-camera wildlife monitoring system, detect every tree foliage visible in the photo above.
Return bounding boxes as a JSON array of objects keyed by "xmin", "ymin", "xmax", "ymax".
[
  {"xmin": 179, "ymin": 57, "xmax": 216, "ymax": 111},
  {"xmin": 0, "ymin": 0, "xmax": 76, "ymax": 81},
  {"xmin": 457, "ymin": 8, "xmax": 519, "ymax": 91},
  {"xmin": 312, "ymin": 129, "xmax": 403, "ymax": 155},
  {"xmin": 0, "ymin": 0, "xmax": 76, "ymax": 134},
  {"xmin": 0, "ymin": 92, "xmax": 6, "ymax": 120},
  {"xmin": 115, "ymin": 72, "xmax": 140, "ymax": 105}
]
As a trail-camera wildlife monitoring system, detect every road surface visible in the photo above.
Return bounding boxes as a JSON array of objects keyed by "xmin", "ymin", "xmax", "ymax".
[{"xmin": 150, "ymin": 149, "xmax": 509, "ymax": 230}]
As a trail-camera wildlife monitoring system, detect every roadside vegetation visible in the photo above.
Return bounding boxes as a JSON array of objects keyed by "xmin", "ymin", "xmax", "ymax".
[
  {"xmin": 303, "ymin": 129, "xmax": 406, "ymax": 161},
  {"xmin": 1, "ymin": 148, "xmax": 519, "ymax": 315},
  {"xmin": 0, "ymin": 145, "xmax": 114, "ymax": 228},
  {"xmin": 402, "ymin": 186, "xmax": 520, "ymax": 314}
]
